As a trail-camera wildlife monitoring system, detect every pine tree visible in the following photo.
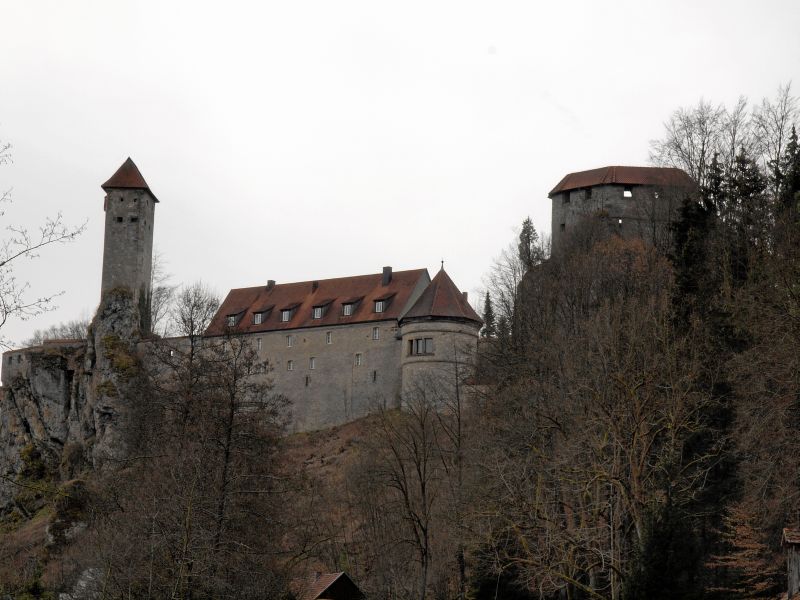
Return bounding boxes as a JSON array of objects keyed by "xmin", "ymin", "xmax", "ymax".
[
  {"xmin": 481, "ymin": 291, "xmax": 496, "ymax": 338},
  {"xmin": 780, "ymin": 125, "xmax": 800, "ymax": 215},
  {"xmin": 517, "ymin": 217, "xmax": 539, "ymax": 271}
]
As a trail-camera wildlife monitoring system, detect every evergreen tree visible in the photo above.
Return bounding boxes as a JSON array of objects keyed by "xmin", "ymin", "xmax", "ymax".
[
  {"xmin": 780, "ymin": 125, "xmax": 800, "ymax": 215},
  {"xmin": 481, "ymin": 291, "xmax": 496, "ymax": 338},
  {"xmin": 517, "ymin": 217, "xmax": 539, "ymax": 271}
]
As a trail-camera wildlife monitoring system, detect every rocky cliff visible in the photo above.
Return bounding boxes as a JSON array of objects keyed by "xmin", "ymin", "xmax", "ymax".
[{"xmin": 0, "ymin": 288, "xmax": 144, "ymax": 510}]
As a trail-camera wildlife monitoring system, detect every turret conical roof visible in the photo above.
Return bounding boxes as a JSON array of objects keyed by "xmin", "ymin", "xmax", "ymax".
[
  {"xmin": 101, "ymin": 157, "xmax": 158, "ymax": 202},
  {"xmin": 401, "ymin": 269, "xmax": 482, "ymax": 324}
]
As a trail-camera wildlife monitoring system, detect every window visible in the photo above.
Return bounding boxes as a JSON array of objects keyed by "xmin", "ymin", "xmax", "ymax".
[
  {"xmin": 355, "ymin": 353, "xmax": 363, "ymax": 366},
  {"xmin": 585, "ymin": 187, "xmax": 593, "ymax": 200},
  {"xmin": 623, "ymin": 186, "xmax": 633, "ymax": 198},
  {"xmin": 618, "ymin": 218, "xmax": 623, "ymax": 225},
  {"xmin": 326, "ymin": 331, "xmax": 332, "ymax": 344},
  {"xmin": 281, "ymin": 309, "xmax": 292, "ymax": 322},
  {"xmin": 287, "ymin": 360, "xmax": 294, "ymax": 371},
  {"xmin": 374, "ymin": 300, "xmax": 385, "ymax": 313},
  {"xmin": 286, "ymin": 335, "xmax": 293, "ymax": 347},
  {"xmin": 116, "ymin": 216, "xmax": 123, "ymax": 223},
  {"xmin": 410, "ymin": 337, "xmax": 434, "ymax": 355},
  {"xmin": 560, "ymin": 223, "xmax": 566, "ymax": 232},
  {"xmin": 563, "ymin": 191, "xmax": 570, "ymax": 204},
  {"xmin": 309, "ymin": 357, "xmax": 316, "ymax": 370},
  {"xmin": 305, "ymin": 375, "xmax": 310, "ymax": 387},
  {"xmin": 256, "ymin": 338, "xmax": 262, "ymax": 351},
  {"xmin": 226, "ymin": 315, "xmax": 236, "ymax": 327},
  {"xmin": 372, "ymin": 370, "xmax": 377, "ymax": 382},
  {"xmin": 253, "ymin": 312, "xmax": 263, "ymax": 325},
  {"xmin": 372, "ymin": 326, "xmax": 379, "ymax": 340},
  {"xmin": 313, "ymin": 306, "xmax": 323, "ymax": 319},
  {"xmin": 130, "ymin": 216, "xmax": 138, "ymax": 223},
  {"xmin": 342, "ymin": 303, "xmax": 353, "ymax": 316}
]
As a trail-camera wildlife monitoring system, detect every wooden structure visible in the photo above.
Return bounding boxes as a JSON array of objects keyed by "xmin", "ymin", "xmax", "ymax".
[
  {"xmin": 291, "ymin": 572, "xmax": 365, "ymax": 600},
  {"xmin": 783, "ymin": 528, "xmax": 800, "ymax": 598}
]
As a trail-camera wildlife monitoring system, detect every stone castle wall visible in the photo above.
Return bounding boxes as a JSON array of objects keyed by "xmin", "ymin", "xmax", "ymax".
[
  {"xmin": 551, "ymin": 184, "xmax": 684, "ymax": 253},
  {"xmin": 101, "ymin": 188, "xmax": 156, "ymax": 329}
]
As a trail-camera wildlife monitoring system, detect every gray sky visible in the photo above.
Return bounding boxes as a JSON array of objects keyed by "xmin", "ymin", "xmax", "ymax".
[{"xmin": 1, "ymin": 0, "xmax": 798, "ymax": 345}]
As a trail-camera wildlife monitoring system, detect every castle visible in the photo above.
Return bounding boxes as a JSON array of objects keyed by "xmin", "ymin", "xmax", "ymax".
[
  {"xmin": 2, "ymin": 158, "xmax": 483, "ymax": 436},
  {"xmin": 548, "ymin": 165, "xmax": 696, "ymax": 252},
  {"xmin": 0, "ymin": 159, "xmax": 694, "ymax": 505}
]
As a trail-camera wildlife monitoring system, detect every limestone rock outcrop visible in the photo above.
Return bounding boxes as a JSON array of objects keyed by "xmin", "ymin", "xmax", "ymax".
[{"xmin": 0, "ymin": 288, "xmax": 144, "ymax": 509}]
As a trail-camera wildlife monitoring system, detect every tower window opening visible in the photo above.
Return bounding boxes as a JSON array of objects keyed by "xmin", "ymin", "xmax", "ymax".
[
  {"xmin": 560, "ymin": 223, "xmax": 566, "ymax": 232},
  {"xmin": 130, "ymin": 217, "xmax": 138, "ymax": 223},
  {"xmin": 116, "ymin": 217, "xmax": 123, "ymax": 223},
  {"xmin": 410, "ymin": 337, "xmax": 434, "ymax": 355}
]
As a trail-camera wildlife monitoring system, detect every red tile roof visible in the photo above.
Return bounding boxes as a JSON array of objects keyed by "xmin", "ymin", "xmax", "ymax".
[
  {"xmin": 400, "ymin": 269, "xmax": 482, "ymax": 325},
  {"xmin": 548, "ymin": 166, "xmax": 696, "ymax": 197},
  {"xmin": 291, "ymin": 572, "xmax": 364, "ymax": 600},
  {"xmin": 206, "ymin": 269, "xmax": 430, "ymax": 336},
  {"xmin": 101, "ymin": 157, "xmax": 159, "ymax": 202}
]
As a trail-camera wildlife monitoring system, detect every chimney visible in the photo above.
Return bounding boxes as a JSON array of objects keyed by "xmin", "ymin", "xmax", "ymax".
[
  {"xmin": 266, "ymin": 280, "xmax": 276, "ymax": 291},
  {"xmin": 462, "ymin": 291, "xmax": 469, "ymax": 302},
  {"xmin": 312, "ymin": 280, "xmax": 319, "ymax": 292},
  {"xmin": 382, "ymin": 266, "xmax": 392, "ymax": 286}
]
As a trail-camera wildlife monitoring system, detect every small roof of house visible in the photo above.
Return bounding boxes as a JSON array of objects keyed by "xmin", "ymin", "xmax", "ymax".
[
  {"xmin": 400, "ymin": 268, "xmax": 482, "ymax": 325},
  {"xmin": 783, "ymin": 528, "xmax": 800, "ymax": 545},
  {"xmin": 101, "ymin": 157, "xmax": 159, "ymax": 202},
  {"xmin": 548, "ymin": 166, "xmax": 696, "ymax": 197},
  {"xmin": 206, "ymin": 268, "xmax": 430, "ymax": 335},
  {"xmin": 291, "ymin": 572, "xmax": 364, "ymax": 600}
]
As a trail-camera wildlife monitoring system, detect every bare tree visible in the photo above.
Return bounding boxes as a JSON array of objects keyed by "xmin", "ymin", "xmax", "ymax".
[{"xmin": 0, "ymin": 139, "xmax": 85, "ymax": 347}]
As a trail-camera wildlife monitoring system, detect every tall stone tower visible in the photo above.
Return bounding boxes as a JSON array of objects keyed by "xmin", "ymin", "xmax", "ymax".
[{"xmin": 100, "ymin": 157, "xmax": 158, "ymax": 333}]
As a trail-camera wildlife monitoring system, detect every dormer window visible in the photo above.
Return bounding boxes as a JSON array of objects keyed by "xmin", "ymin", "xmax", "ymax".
[
  {"xmin": 343, "ymin": 303, "xmax": 353, "ymax": 316},
  {"xmin": 226, "ymin": 315, "xmax": 237, "ymax": 327},
  {"xmin": 281, "ymin": 309, "xmax": 292, "ymax": 322},
  {"xmin": 253, "ymin": 312, "xmax": 263, "ymax": 325},
  {"xmin": 313, "ymin": 307, "xmax": 322, "ymax": 319},
  {"xmin": 374, "ymin": 300, "xmax": 385, "ymax": 313}
]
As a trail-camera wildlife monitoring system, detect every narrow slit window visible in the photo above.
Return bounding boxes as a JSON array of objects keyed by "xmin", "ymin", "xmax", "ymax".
[
  {"xmin": 372, "ymin": 370, "xmax": 377, "ymax": 382},
  {"xmin": 326, "ymin": 331, "xmax": 332, "ymax": 344}
]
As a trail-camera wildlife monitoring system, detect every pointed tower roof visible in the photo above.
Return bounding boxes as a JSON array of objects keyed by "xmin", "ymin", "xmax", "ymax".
[
  {"xmin": 401, "ymin": 269, "xmax": 482, "ymax": 325},
  {"xmin": 101, "ymin": 157, "xmax": 159, "ymax": 202}
]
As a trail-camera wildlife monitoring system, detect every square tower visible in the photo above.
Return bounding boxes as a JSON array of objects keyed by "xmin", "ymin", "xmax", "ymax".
[{"xmin": 100, "ymin": 158, "xmax": 158, "ymax": 332}]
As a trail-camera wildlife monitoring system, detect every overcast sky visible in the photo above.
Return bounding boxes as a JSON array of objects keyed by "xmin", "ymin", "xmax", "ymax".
[{"xmin": 1, "ymin": 0, "xmax": 798, "ymax": 346}]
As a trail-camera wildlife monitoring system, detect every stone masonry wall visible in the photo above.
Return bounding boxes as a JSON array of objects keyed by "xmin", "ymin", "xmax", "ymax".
[
  {"xmin": 233, "ymin": 319, "xmax": 404, "ymax": 432},
  {"xmin": 551, "ymin": 184, "xmax": 683, "ymax": 253},
  {"xmin": 101, "ymin": 188, "xmax": 156, "ymax": 329}
]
